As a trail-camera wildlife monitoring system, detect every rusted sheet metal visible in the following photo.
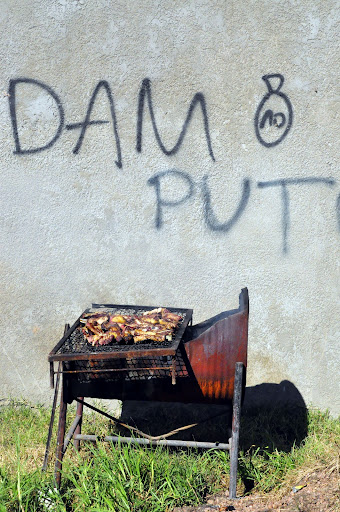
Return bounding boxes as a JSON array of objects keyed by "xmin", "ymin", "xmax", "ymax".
[{"xmin": 184, "ymin": 288, "xmax": 248, "ymax": 402}]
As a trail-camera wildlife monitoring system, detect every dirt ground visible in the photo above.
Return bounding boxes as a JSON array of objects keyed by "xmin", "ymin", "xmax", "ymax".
[{"xmin": 174, "ymin": 468, "xmax": 340, "ymax": 512}]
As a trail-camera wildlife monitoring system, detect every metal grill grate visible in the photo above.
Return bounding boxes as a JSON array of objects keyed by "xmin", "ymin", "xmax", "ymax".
[
  {"xmin": 49, "ymin": 305, "xmax": 193, "ymax": 363},
  {"xmin": 64, "ymin": 353, "xmax": 189, "ymax": 383}
]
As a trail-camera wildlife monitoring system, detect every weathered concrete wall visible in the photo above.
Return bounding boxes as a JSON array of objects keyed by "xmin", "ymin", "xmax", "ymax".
[{"xmin": 1, "ymin": 0, "xmax": 339, "ymax": 414}]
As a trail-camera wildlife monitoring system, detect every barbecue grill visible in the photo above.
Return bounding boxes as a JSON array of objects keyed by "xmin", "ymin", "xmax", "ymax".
[{"xmin": 44, "ymin": 288, "xmax": 249, "ymax": 499}]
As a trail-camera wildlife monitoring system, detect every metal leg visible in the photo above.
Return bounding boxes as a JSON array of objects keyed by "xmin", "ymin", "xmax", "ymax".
[
  {"xmin": 54, "ymin": 373, "xmax": 67, "ymax": 489},
  {"xmin": 229, "ymin": 362, "xmax": 244, "ymax": 499},
  {"xmin": 74, "ymin": 397, "xmax": 84, "ymax": 451},
  {"xmin": 44, "ymin": 324, "xmax": 69, "ymax": 473},
  {"xmin": 42, "ymin": 361, "xmax": 62, "ymax": 471}
]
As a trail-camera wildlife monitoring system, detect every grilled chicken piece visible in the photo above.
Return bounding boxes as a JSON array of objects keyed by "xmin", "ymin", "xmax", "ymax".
[
  {"xmin": 86, "ymin": 334, "xmax": 101, "ymax": 346},
  {"xmin": 98, "ymin": 333, "xmax": 116, "ymax": 345},
  {"xmin": 82, "ymin": 325, "xmax": 90, "ymax": 337},
  {"xmin": 107, "ymin": 327, "xmax": 124, "ymax": 342},
  {"xmin": 83, "ymin": 328, "xmax": 122, "ymax": 346},
  {"xmin": 133, "ymin": 327, "xmax": 172, "ymax": 343},
  {"xmin": 134, "ymin": 334, "xmax": 166, "ymax": 342},
  {"xmin": 109, "ymin": 314, "xmax": 128, "ymax": 324},
  {"xmin": 158, "ymin": 319, "xmax": 177, "ymax": 328},
  {"xmin": 101, "ymin": 320, "xmax": 119, "ymax": 331},
  {"xmin": 162, "ymin": 310, "xmax": 182, "ymax": 322},
  {"xmin": 142, "ymin": 317, "xmax": 159, "ymax": 324},
  {"xmin": 143, "ymin": 308, "xmax": 162, "ymax": 316},
  {"xmin": 85, "ymin": 314, "xmax": 109, "ymax": 335},
  {"xmin": 119, "ymin": 324, "xmax": 133, "ymax": 341}
]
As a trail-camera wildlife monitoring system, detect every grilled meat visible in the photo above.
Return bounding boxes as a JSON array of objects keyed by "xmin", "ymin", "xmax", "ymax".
[
  {"xmin": 80, "ymin": 308, "xmax": 182, "ymax": 347},
  {"xmin": 83, "ymin": 314, "xmax": 109, "ymax": 335}
]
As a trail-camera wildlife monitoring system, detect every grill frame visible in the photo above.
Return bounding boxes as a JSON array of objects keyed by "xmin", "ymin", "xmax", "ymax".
[{"xmin": 46, "ymin": 289, "xmax": 249, "ymax": 500}]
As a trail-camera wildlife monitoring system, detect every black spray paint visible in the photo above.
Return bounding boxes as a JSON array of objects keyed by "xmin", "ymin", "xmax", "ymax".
[
  {"xmin": 136, "ymin": 78, "xmax": 215, "ymax": 161},
  {"xmin": 147, "ymin": 170, "xmax": 251, "ymax": 233},
  {"xmin": 8, "ymin": 78, "xmax": 65, "ymax": 155},
  {"xmin": 8, "ymin": 78, "xmax": 122, "ymax": 167},
  {"xmin": 8, "ymin": 74, "xmax": 296, "ymax": 163},
  {"xmin": 254, "ymin": 74, "xmax": 293, "ymax": 148},
  {"xmin": 201, "ymin": 176, "xmax": 251, "ymax": 232},
  {"xmin": 147, "ymin": 169, "xmax": 195, "ymax": 229},
  {"xmin": 257, "ymin": 177, "xmax": 336, "ymax": 253},
  {"xmin": 259, "ymin": 110, "xmax": 286, "ymax": 129},
  {"xmin": 8, "ymin": 77, "xmax": 216, "ymax": 166},
  {"xmin": 148, "ymin": 170, "xmax": 338, "ymax": 254},
  {"xmin": 66, "ymin": 80, "xmax": 122, "ymax": 169}
]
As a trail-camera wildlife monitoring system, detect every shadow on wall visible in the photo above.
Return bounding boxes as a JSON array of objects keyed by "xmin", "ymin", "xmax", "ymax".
[
  {"xmin": 117, "ymin": 380, "xmax": 307, "ymax": 453},
  {"xmin": 241, "ymin": 380, "xmax": 308, "ymax": 453}
]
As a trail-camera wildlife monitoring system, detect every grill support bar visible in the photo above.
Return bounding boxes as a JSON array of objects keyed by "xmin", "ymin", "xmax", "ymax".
[
  {"xmin": 171, "ymin": 355, "xmax": 176, "ymax": 385},
  {"xmin": 74, "ymin": 398, "xmax": 84, "ymax": 451},
  {"xmin": 42, "ymin": 361, "xmax": 62, "ymax": 472},
  {"xmin": 63, "ymin": 414, "xmax": 82, "ymax": 453},
  {"xmin": 43, "ymin": 324, "xmax": 69, "ymax": 473},
  {"xmin": 74, "ymin": 434, "xmax": 231, "ymax": 450},
  {"xmin": 54, "ymin": 366, "xmax": 173, "ymax": 374}
]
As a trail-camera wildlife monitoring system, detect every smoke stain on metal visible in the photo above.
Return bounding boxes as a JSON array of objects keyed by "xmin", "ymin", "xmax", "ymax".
[{"xmin": 184, "ymin": 293, "xmax": 248, "ymax": 402}]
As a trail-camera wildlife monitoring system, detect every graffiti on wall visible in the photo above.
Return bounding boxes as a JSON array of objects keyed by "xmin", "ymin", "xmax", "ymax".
[
  {"xmin": 8, "ymin": 74, "xmax": 292, "ymax": 167},
  {"xmin": 136, "ymin": 78, "xmax": 215, "ymax": 161},
  {"xmin": 254, "ymin": 74, "xmax": 293, "ymax": 148},
  {"xmin": 6, "ymin": 75, "xmax": 339, "ymax": 253},
  {"xmin": 8, "ymin": 77, "xmax": 216, "ymax": 168},
  {"xmin": 147, "ymin": 170, "xmax": 338, "ymax": 253},
  {"xmin": 8, "ymin": 78, "xmax": 123, "ymax": 168}
]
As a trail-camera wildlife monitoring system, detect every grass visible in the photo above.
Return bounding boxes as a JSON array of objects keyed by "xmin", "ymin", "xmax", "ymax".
[
  {"xmin": 0, "ymin": 399, "xmax": 339, "ymax": 511},
  {"xmin": 238, "ymin": 407, "xmax": 340, "ymax": 495}
]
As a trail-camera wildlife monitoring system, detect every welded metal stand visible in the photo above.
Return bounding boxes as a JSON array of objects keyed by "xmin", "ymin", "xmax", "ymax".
[{"xmin": 49, "ymin": 361, "xmax": 244, "ymax": 496}]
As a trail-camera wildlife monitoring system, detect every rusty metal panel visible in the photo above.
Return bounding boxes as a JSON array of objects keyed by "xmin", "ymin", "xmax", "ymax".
[{"xmin": 184, "ymin": 289, "xmax": 248, "ymax": 402}]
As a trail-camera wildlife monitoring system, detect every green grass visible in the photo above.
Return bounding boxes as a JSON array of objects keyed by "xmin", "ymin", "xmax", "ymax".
[
  {"xmin": 0, "ymin": 400, "xmax": 339, "ymax": 511},
  {"xmin": 238, "ymin": 407, "xmax": 340, "ymax": 495}
]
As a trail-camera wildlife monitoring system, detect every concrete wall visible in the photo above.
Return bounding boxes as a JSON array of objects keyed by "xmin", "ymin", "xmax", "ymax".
[{"xmin": 1, "ymin": 0, "xmax": 339, "ymax": 415}]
